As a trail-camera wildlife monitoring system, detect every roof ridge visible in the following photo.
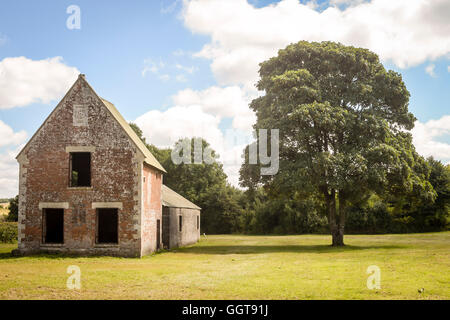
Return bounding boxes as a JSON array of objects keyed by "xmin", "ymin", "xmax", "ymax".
[
  {"xmin": 99, "ymin": 98, "xmax": 166, "ymax": 173},
  {"xmin": 16, "ymin": 75, "xmax": 166, "ymax": 174},
  {"xmin": 162, "ymin": 185, "xmax": 201, "ymax": 210}
]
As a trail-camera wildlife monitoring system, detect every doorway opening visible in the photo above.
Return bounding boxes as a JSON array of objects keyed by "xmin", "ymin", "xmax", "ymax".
[{"xmin": 43, "ymin": 209, "xmax": 64, "ymax": 244}]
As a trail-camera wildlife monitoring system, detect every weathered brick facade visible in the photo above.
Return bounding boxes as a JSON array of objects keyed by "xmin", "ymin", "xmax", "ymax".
[
  {"xmin": 141, "ymin": 164, "xmax": 163, "ymax": 255},
  {"xmin": 16, "ymin": 75, "xmax": 165, "ymax": 257}
]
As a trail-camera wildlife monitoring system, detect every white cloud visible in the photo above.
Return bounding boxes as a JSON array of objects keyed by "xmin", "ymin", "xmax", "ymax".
[
  {"xmin": 0, "ymin": 56, "xmax": 79, "ymax": 109},
  {"xmin": 142, "ymin": 58, "xmax": 165, "ymax": 77},
  {"xmin": 142, "ymin": 59, "xmax": 196, "ymax": 82},
  {"xmin": 134, "ymin": 103, "xmax": 253, "ymax": 186},
  {"xmin": 0, "ymin": 146, "xmax": 22, "ymax": 198},
  {"xmin": 447, "ymin": 65, "xmax": 450, "ymax": 73},
  {"xmin": 330, "ymin": 0, "xmax": 366, "ymax": 7},
  {"xmin": 0, "ymin": 145, "xmax": 24, "ymax": 198},
  {"xmin": 411, "ymin": 115, "xmax": 450, "ymax": 164},
  {"xmin": 172, "ymin": 86, "xmax": 256, "ymax": 130},
  {"xmin": 183, "ymin": 0, "xmax": 450, "ymax": 89},
  {"xmin": 0, "ymin": 120, "xmax": 27, "ymax": 147},
  {"xmin": 0, "ymin": 121, "xmax": 27, "ymax": 197},
  {"xmin": 425, "ymin": 64, "xmax": 436, "ymax": 77},
  {"xmin": 135, "ymin": 105, "xmax": 224, "ymax": 150},
  {"xmin": 175, "ymin": 64, "xmax": 196, "ymax": 74},
  {"xmin": 135, "ymin": 86, "xmax": 257, "ymax": 186}
]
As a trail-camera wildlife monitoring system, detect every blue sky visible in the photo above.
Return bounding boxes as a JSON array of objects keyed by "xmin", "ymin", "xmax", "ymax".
[
  {"xmin": 0, "ymin": 0, "xmax": 213, "ymax": 129},
  {"xmin": 0, "ymin": 0, "xmax": 449, "ymax": 197}
]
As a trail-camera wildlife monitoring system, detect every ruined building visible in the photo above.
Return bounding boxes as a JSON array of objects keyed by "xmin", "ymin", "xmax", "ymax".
[{"xmin": 15, "ymin": 74, "xmax": 200, "ymax": 257}]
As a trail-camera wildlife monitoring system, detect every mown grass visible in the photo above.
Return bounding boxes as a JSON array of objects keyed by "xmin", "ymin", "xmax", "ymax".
[{"xmin": 0, "ymin": 233, "xmax": 449, "ymax": 300}]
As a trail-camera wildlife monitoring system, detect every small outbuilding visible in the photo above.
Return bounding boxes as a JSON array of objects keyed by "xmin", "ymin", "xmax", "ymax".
[{"xmin": 162, "ymin": 185, "xmax": 201, "ymax": 249}]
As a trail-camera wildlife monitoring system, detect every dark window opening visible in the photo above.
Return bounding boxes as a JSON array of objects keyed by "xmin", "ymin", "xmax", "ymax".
[
  {"xmin": 97, "ymin": 209, "xmax": 118, "ymax": 244},
  {"xmin": 197, "ymin": 216, "xmax": 199, "ymax": 230},
  {"xmin": 156, "ymin": 219, "xmax": 161, "ymax": 250},
  {"xmin": 70, "ymin": 152, "xmax": 91, "ymax": 187},
  {"xmin": 179, "ymin": 215, "xmax": 183, "ymax": 232},
  {"xmin": 44, "ymin": 209, "xmax": 64, "ymax": 244}
]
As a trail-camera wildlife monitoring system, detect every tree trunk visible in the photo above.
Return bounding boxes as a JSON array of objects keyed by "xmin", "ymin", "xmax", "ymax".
[
  {"xmin": 331, "ymin": 228, "xmax": 344, "ymax": 246},
  {"xmin": 332, "ymin": 191, "xmax": 347, "ymax": 247},
  {"xmin": 322, "ymin": 188, "xmax": 338, "ymax": 246}
]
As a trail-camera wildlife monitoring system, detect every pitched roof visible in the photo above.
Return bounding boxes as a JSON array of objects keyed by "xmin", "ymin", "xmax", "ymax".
[
  {"xmin": 16, "ymin": 74, "xmax": 166, "ymax": 173},
  {"xmin": 100, "ymin": 98, "xmax": 166, "ymax": 173},
  {"xmin": 162, "ymin": 185, "xmax": 201, "ymax": 210}
]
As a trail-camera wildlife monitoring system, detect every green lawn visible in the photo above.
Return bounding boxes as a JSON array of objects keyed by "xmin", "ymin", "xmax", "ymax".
[{"xmin": 0, "ymin": 233, "xmax": 449, "ymax": 300}]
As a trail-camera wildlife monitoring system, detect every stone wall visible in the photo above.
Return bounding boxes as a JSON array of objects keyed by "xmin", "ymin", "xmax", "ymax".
[{"xmin": 162, "ymin": 206, "xmax": 200, "ymax": 249}]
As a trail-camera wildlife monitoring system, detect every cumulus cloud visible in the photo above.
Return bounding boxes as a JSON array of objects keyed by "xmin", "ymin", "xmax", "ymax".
[
  {"xmin": 0, "ymin": 120, "xmax": 27, "ymax": 147},
  {"xmin": 134, "ymin": 103, "xmax": 253, "ymax": 186},
  {"xmin": 183, "ymin": 0, "xmax": 450, "ymax": 88},
  {"xmin": 330, "ymin": 0, "xmax": 366, "ymax": 7},
  {"xmin": 0, "ymin": 122, "xmax": 27, "ymax": 197},
  {"xmin": 172, "ymin": 86, "xmax": 256, "ymax": 130},
  {"xmin": 141, "ymin": 58, "xmax": 165, "ymax": 77},
  {"xmin": 0, "ymin": 146, "xmax": 22, "ymax": 198},
  {"xmin": 142, "ymin": 59, "xmax": 197, "ymax": 82},
  {"xmin": 411, "ymin": 116, "xmax": 450, "ymax": 164},
  {"xmin": 0, "ymin": 56, "xmax": 79, "ymax": 109},
  {"xmin": 135, "ymin": 105, "xmax": 224, "ymax": 150}
]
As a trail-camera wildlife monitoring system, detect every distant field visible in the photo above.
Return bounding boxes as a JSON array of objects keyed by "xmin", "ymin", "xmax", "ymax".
[
  {"xmin": 0, "ymin": 233, "xmax": 449, "ymax": 300},
  {"xmin": 0, "ymin": 203, "xmax": 8, "ymax": 216}
]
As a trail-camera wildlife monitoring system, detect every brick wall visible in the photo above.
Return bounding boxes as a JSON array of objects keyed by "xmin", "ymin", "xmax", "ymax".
[
  {"xmin": 141, "ymin": 164, "xmax": 162, "ymax": 255},
  {"xmin": 17, "ymin": 76, "xmax": 146, "ymax": 257}
]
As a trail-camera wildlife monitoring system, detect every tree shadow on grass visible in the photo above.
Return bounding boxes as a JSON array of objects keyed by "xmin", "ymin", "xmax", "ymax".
[
  {"xmin": 0, "ymin": 249, "xmax": 141, "ymax": 261},
  {"xmin": 174, "ymin": 244, "xmax": 406, "ymax": 255},
  {"xmin": 0, "ymin": 244, "xmax": 406, "ymax": 260}
]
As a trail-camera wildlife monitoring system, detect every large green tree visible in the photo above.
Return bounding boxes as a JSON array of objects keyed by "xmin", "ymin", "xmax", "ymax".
[{"xmin": 243, "ymin": 41, "xmax": 435, "ymax": 246}]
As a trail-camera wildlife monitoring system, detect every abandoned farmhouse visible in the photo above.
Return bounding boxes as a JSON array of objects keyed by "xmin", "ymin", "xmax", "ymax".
[{"xmin": 15, "ymin": 74, "xmax": 201, "ymax": 257}]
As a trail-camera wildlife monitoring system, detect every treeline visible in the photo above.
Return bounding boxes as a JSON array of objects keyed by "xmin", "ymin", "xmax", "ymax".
[
  {"xmin": 130, "ymin": 125, "xmax": 449, "ymax": 235},
  {"xmin": 1, "ymin": 196, "xmax": 18, "ymax": 222},
  {"xmin": 6, "ymin": 125, "xmax": 446, "ymax": 235}
]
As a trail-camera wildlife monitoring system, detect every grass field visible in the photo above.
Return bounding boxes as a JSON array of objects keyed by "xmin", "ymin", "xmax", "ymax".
[{"xmin": 0, "ymin": 233, "xmax": 449, "ymax": 300}]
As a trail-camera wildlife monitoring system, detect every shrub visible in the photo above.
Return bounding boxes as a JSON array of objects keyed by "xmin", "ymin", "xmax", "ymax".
[
  {"xmin": 6, "ymin": 195, "xmax": 18, "ymax": 222},
  {"xmin": 0, "ymin": 222, "xmax": 18, "ymax": 243}
]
